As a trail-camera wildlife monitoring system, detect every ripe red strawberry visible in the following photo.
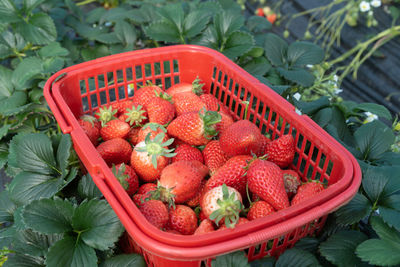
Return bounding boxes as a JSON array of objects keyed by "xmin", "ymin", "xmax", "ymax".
[
  {"xmin": 283, "ymin": 170, "xmax": 301, "ymax": 199},
  {"xmin": 172, "ymin": 143, "xmax": 204, "ymax": 164},
  {"xmin": 200, "ymin": 184, "xmax": 243, "ymax": 228},
  {"xmin": 127, "ymin": 127, "xmax": 140, "ymax": 145},
  {"xmin": 146, "ymin": 93, "xmax": 175, "ymax": 125},
  {"xmin": 247, "ymin": 201, "xmax": 275, "ymax": 221},
  {"xmin": 133, "ymin": 183, "xmax": 157, "ymax": 208},
  {"xmin": 139, "ymin": 199, "xmax": 169, "ymax": 229},
  {"xmin": 78, "ymin": 115, "xmax": 101, "ymax": 146},
  {"xmin": 166, "ymin": 77, "xmax": 204, "ymax": 97},
  {"xmin": 155, "ymin": 160, "xmax": 208, "ymax": 205},
  {"xmin": 132, "ymin": 82, "xmax": 163, "ymax": 107},
  {"xmin": 204, "ymin": 155, "xmax": 252, "ymax": 197},
  {"xmin": 97, "ymin": 138, "xmax": 132, "ymax": 166},
  {"xmin": 199, "ymin": 94, "xmax": 231, "ymax": 116},
  {"xmin": 186, "ymin": 178, "xmax": 206, "ymax": 207},
  {"xmin": 168, "ymin": 205, "xmax": 198, "ymax": 235},
  {"xmin": 265, "ymin": 134, "xmax": 295, "ymax": 168},
  {"xmin": 111, "ymin": 99, "xmax": 135, "ymax": 115},
  {"xmin": 100, "ymin": 119, "xmax": 130, "ymax": 141},
  {"xmin": 247, "ymin": 159, "xmax": 289, "ymax": 210},
  {"xmin": 255, "ymin": 135, "xmax": 272, "ymax": 157},
  {"xmin": 167, "ymin": 110, "xmax": 221, "ymax": 146},
  {"xmin": 194, "ymin": 219, "xmax": 215, "ymax": 235},
  {"xmin": 137, "ymin": 183, "xmax": 157, "ymax": 195},
  {"xmin": 130, "ymin": 133, "xmax": 175, "ymax": 182},
  {"xmin": 132, "ymin": 194, "xmax": 146, "ymax": 208},
  {"xmin": 118, "ymin": 103, "xmax": 147, "ymax": 127},
  {"xmin": 95, "ymin": 106, "xmax": 117, "ymax": 126},
  {"xmin": 219, "ymin": 120, "xmax": 264, "ymax": 157},
  {"xmin": 218, "ymin": 217, "xmax": 249, "ymax": 230},
  {"xmin": 111, "ymin": 163, "xmax": 139, "ymax": 196},
  {"xmin": 137, "ymin": 123, "xmax": 168, "ymax": 143},
  {"xmin": 202, "ymin": 140, "xmax": 229, "ymax": 176},
  {"xmin": 172, "ymin": 92, "xmax": 207, "ymax": 116},
  {"xmin": 215, "ymin": 112, "xmax": 234, "ymax": 136},
  {"xmin": 291, "ymin": 180, "xmax": 325, "ymax": 206}
]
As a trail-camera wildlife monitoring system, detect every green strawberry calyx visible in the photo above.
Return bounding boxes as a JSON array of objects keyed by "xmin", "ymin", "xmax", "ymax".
[
  {"xmin": 192, "ymin": 76, "xmax": 204, "ymax": 95},
  {"xmin": 209, "ymin": 184, "xmax": 243, "ymax": 228},
  {"xmin": 95, "ymin": 106, "xmax": 117, "ymax": 127},
  {"xmin": 149, "ymin": 181, "xmax": 176, "ymax": 209},
  {"xmin": 134, "ymin": 132, "xmax": 176, "ymax": 169},
  {"xmin": 80, "ymin": 115, "xmax": 98, "ymax": 127},
  {"xmin": 199, "ymin": 108, "xmax": 221, "ymax": 139},
  {"xmin": 111, "ymin": 163, "xmax": 129, "ymax": 190},
  {"xmin": 124, "ymin": 105, "xmax": 147, "ymax": 126}
]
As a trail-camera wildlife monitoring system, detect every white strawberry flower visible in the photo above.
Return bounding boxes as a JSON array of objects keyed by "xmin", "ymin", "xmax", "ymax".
[
  {"xmin": 371, "ymin": 0, "xmax": 381, "ymax": 8},
  {"xmin": 363, "ymin": 112, "xmax": 378, "ymax": 123},
  {"xmin": 359, "ymin": 1, "xmax": 371, "ymax": 12},
  {"xmin": 293, "ymin": 92, "xmax": 301, "ymax": 101}
]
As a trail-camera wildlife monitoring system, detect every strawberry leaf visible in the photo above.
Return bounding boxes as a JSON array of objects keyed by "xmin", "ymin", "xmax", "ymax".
[
  {"xmin": 13, "ymin": 229, "xmax": 62, "ymax": 258},
  {"xmin": 71, "ymin": 199, "xmax": 124, "ymax": 250},
  {"xmin": 275, "ymin": 248, "xmax": 321, "ymax": 267},
  {"xmin": 3, "ymin": 253, "xmax": 45, "ymax": 267},
  {"xmin": 211, "ymin": 251, "xmax": 249, "ymax": 267},
  {"xmin": 100, "ymin": 254, "xmax": 146, "ymax": 267},
  {"xmin": 77, "ymin": 174, "xmax": 103, "ymax": 200},
  {"xmin": 334, "ymin": 193, "xmax": 372, "ymax": 226},
  {"xmin": 0, "ymin": 190, "xmax": 16, "ymax": 224}
]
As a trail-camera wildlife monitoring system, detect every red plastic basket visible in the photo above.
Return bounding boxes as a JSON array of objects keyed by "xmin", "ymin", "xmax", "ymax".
[{"xmin": 44, "ymin": 45, "xmax": 361, "ymax": 266}]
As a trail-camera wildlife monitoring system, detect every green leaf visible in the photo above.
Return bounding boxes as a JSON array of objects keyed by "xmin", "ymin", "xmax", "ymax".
[
  {"xmin": 250, "ymin": 257, "xmax": 275, "ymax": 267},
  {"xmin": 78, "ymin": 174, "xmax": 103, "ymax": 199},
  {"xmin": 14, "ymin": 229, "xmax": 62, "ymax": 257},
  {"xmin": 22, "ymin": 198, "xmax": 74, "ymax": 234},
  {"xmin": 100, "ymin": 254, "xmax": 146, "ymax": 267},
  {"xmin": 193, "ymin": 25, "xmax": 219, "ymax": 50},
  {"xmin": 0, "ymin": 226, "xmax": 16, "ymax": 248},
  {"xmin": 223, "ymin": 31, "xmax": 254, "ymax": 59},
  {"xmin": 276, "ymin": 248, "xmax": 321, "ymax": 267},
  {"xmin": 0, "ymin": 43, "xmax": 13, "ymax": 59},
  {"xmin": 371, "ymin": 216, "xmax": 400, "ymax": 242},
  {"xmin": 14, "ymin": 206, "xmax": 27, "ymax": 230},
  {"xmin": 3, "ymin": 253, "xmax": 45, "ymax": 267},
  {"xmin": 354, "ymin": 103, "xmax": 392, "ymax": 121},
  {"xmin": 312, "ymin": 107, "xmax": 332, "ymax": 128},
  {"xmin": 243, "ymin": 46, "xmax": 264, "ymax": 58},
  {"xmin": 72, "ymin": 199, "xmax": 124, "ymax": 250},
  {"xmin": 144, "ymin": 21, "xmax": 181, "ymax": 43},
  {"xmin": 243, "ymin": 57, "xmax": 271, "ymax": 76},
  {"xmin": 294, "ymin": 96, "xmax": 330, "ymax": 116},
  {"xmin": 38, "ymin": 42, "xmax": 69, "ymax": 58},
  {"xmin": 294, "ymin": 237, "xmax": 320, "ymax": 253},
  {"xmin": 0, "ymin": 91, "xmax": 30, "ymax": 116},
  {"xmin": 56, "ymin": 134, "xmax": 71, "ymax": 178},
  {"xmin": 264, "ymin": 33, "xmax": 288, "ymax": 66},
  {"xmin": 81, "ymin": 45, "xmax": 109, "ymax": 61},
  {"xmin": 14, "ymin": 13, "xmax": 57, "ymax": 45},
  {"xmin": 46, "ymin": 235, "xmax": 97, "ymax": 267},
  {"xmin": 86, "ymin": 7, "xmax": 107, "ymax": 24},
  {"xmin": 379, "ymin": 204, "xmax": 400, "ymax": 231},
  {"xmin": 99, "ymin": 7, "xmax": 131, "ymax": 24},
  {"xmin": 319, "ymin": 230, "xmax": 368, "ymax": 267},
  {"xmin": 211, "ymin": 251, "xmax": 250, "ymax": 267},
  {"xmin": 246, "ymin": 15, "xmax": 271, "ymax": 33},
  {"xmin": 95, "ymin": 32, "xmax": 120, "ymax": 45},
  {"xmin": 214, "ymin": 10, "xmax": 244, "ymax": 42},
  {"xmin": 0, "ymin": 0, "xmax": 20, "ymax": 23},
  {"xmin": 356, "ymin": 239, "xmax": 400, "ymax": 266},
  {"xmin": 0, "ymin": 190, "xmax": 16, "ymax": 224},
  {"xmin": 114, "ymin": 20, "xmax": 136, "ymax": 46},
  {"xmin": 287, "ymin": 41, "xmax": 324, "ymax": 67},
  {"xmin": 335, "ymin": 193, "xmax": 373, "ymax": 225},
  {"xmin": 42, "ymin": 57, "xmax": 65, "ymax": 74},
  {"xmin": 183, "ymin": 10, "xmax": 211, "ymax": 39},
  {"xmin": 12, "ymin": 57, "xmax": 44, "ymax": 90},
  {"xmin": 23, "ymin": 0, "xmax": 47, "ymax": 13},
  {"xmin": 278, "ymin": 67, "xmax": 315, "ymax": 87},
  {"xmin": 362, "ymin": 167, "xmax": 392, "ymax": 204},
  {"xmin": 8, "ymin": 172, "xmax": 63, "ymax": 205},
  {"xmin": 354, "ymin": 120, "xmax": 395, "ymax": 161},
  {"xmin": 8, "ymin": 133, "xmax": 58, "ymax": 175},
  {"xmin": 157, "ymin": 3, "xmax": 184, "ymax": 33}
]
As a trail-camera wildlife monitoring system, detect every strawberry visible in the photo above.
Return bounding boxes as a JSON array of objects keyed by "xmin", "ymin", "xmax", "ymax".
[
  {"xmin": 137, "ymin": 123, "xmax": 168, "ymax": 143},
  {"xmin": 247, "ymin": 200, "xmax": 275, "ymax": 221},
  {"xmin": 283, "ymin": 170, "xmax": 301, "ymax": 199},
  {"xmin": 219, "ymin": 120, "xmax": 264, "ymax": 157},
  {"xmin": 95, "ymin": 106, "xmax": 117, "ymax": 126},
  {"xmin": 118, "ymin": 103, "xmax": 147, "ymax": 127},
  {"xmin": 291, "ymin": 180, "xmax": 325, "ymax": 206},
  {"xmin": 111, "ymin": 163, "xmax": 139, "ymax": 196},
  {"xmin": 168, "ymin": 205, "xmax": 198, "ymax": 235},
  {"xmin": 166, "ymin": 77, "xmax": 204, "ymax": 97},
  {"xmin": 200, "ymin": 184, "xmax": 243, "ymax": 228},
  {"xmin": 111, "ymin": 99, "xmax": 135, "ymax": 115},
  {"xmin": 146, "ymin": 92, "xmax": 175, "ymax": 125},
  {"xmin": 137, "ymin": 183, "xmax": 157, "ymax": 195},
  {"xmin": 100, "ymin": 119, "xmax": 130, "ymax": 141},
  {"xmin": 172, "ymin": 143, "xmax": 204, "ymax": 164},
  {"xmin": 204, "ymin": 155, "xmax": 252, "ymax": 197},
  {"xmin": 199, "ymin": 94, "xmax": 231, "ymax": 116},
  {"xmin": 97, "ymin": 138, "xmax": 132, "ymax": 166},
  {"xmin": 172, "ymin": 92, "xmax": 207, "ymax": 116},
  {"xmin": 78, "ymin": 115, "xmax": 101, "ymax": 146},
  {"xmin": 202, "ymin": 140, "xmax": 229, "ymax": 176},
  {"xmin": 255, "ymin": 135, "xmax": 271, "ymax": 157},
  {"xmin": 247, "ymin": 159, "xmax": 289, "ymax": 210},
  {"xmin": 139, "ymin": 199, "xmax": 169, "ymax": 229},
  {"xmin": 265, "ymin": 134, "xmax": 295, "ymax": 168},
  {"xmin": 127, "ymin": 127, "xmax": 140, "ymax": 145},
  {"xmin": 132, "ymin": 194, "xmax": 147, "ymax": 208},
  {"xmin": 167, "ymin": 109, "xmax": 221, "ymax": 146},
  {"xmin": 130, "ymin": 132, "xmax": 176, "ymax": 182},
  {"xmin": 218, "ymin": 217, "xmax": 249, "ymax": 230},
  {"xmin": 154, "ymin": 160, "xmax": 208, "ymax": 205},
  {"xmin": 216, "ymin": 112, "xmax": 235, "ymax": 137},
  {"xmin": 133, "ymin": 183, "xmax": 157, "ymax": 208},
  {"xmin": 132, "ymin": 82, "xmax": 163, "ymax": 107},
  {"xmin": 194, "ymin": 219, "xmax": 215, "ymax": 235},
  {"xmin": 186, "ymin": 178, "xmax": 206, "ymax": 207}
]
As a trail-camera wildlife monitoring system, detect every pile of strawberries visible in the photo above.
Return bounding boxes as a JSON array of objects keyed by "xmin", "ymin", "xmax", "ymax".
[{"xmin": 78, "ymin": 78, "xmax": 326, "ymax": 235}]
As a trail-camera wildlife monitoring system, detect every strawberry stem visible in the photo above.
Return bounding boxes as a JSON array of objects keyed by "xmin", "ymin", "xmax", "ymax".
[{"xmin": 192, "ymin": 76, "xmax": 204, "ymax": 95}]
